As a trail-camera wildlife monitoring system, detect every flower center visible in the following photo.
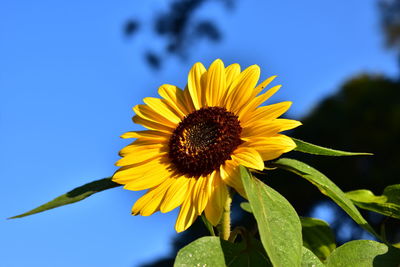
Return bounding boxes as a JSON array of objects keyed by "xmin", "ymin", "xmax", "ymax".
[{"xmin": 168, "ymin": 107, "xmax": 242, "ymax": 177}]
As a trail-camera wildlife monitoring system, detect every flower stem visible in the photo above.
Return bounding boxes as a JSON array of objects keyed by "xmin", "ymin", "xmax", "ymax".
[{"xmin": 219, "ymin": 190, "xmax": 232, "ymax": 240}]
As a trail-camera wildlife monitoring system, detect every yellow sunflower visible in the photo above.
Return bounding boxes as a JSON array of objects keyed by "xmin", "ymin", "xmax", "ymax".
[{"xmin": 113, "ymin": 59, "xmax": 301, "ymax": 232}]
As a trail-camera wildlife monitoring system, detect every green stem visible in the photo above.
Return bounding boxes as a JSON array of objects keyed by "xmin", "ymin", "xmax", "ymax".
[
  {"xmin": 201, "ymin": 214, "xmax": 216, "ymax": 236},
  {"xmin": 219, "ymin": 190, "xmax": 232, "ymax": 240}
]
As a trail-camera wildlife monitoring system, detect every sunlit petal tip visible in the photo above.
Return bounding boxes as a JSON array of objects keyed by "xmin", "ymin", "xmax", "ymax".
[
  {"xmin": 211, "ymin": 58, "xmax": 223, "ymax": 65},
  {"xmin": 120, "ymin": 132, "xmax": 136, "ymax": 139},
  {"xmin": 188, "ymin": 62, "xmax": 207, "ymax": 109},
  {"xmin": 274, "ymin": 84, "xmax": 282, "ymax": 91},
  {"xmin": 247, "ymin": 65, "xmax": 261, "ymax": 76},
  {"xmin": 132, "ymin": 104, "xmax": 140, "ymax": 114},
  {"xmin": 284, "ymin": 120, "xmax": 302, "ymax": 130},
  {"xmin": 131, "ymin": 210, "xmax": 139, "ymax": 216},
  {"xmin": 115, "ymin": 159, "xmax": 124, "ymax": 167},
  {"xmin": 286, "ymin": 139, "xmax": 297, "ymax": 151},
  {"xmin": 205, "ymin": 59, "xmax": 226, "ymax": 106},
  {"xmin": 232, "ymin": 147, "xmax": 265, "ymax": 171},
  {"xmin": 253, "ymin": 75, "xmax": 278, "ymax": 95},
  {"xmin": 131, "ymin": 205, "xmax": 140, "ymax": 215},
  {"xmin": 225, "ymin": 63, "xmax": 240, "ymax": 71}
]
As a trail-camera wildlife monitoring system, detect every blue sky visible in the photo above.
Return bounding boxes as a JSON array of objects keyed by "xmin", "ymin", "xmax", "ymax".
[{"xmin": 0, "ymin": 0, "xmax": 397, "ymax": 266}]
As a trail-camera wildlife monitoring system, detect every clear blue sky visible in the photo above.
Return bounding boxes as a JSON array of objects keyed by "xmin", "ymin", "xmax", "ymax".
[{"xmin": 0, "ymin": 0, "xmax": 397, "ymax": 266}]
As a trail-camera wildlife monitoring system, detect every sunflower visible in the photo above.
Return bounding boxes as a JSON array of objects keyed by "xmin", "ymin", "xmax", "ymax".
[{"xmin": 113, "ymin": 59, "xmax": 301, "ymax": 232}]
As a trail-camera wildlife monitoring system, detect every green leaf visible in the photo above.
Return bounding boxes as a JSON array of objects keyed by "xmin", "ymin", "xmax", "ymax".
[
  {"xmin": 240, "ymin": 166, "xmax": 303, "ymax": 267},
  {"xmin": 346, "ymin": 185, "xmax": 400, "ymax": 219},
  {"xmin": 174, "ymin": 237, "xmax": 226, "ymax": 267},
  {"xmin": 301, "ymin": 217, "xmax": 336, "ymax": 261},
  {"xmin": 224, "ymin": 237, "xmax": 272, "ymax": 267},
  {"xmin": 269, "ymin": 158, "xmax": 378, "ymax": 237},
  {"xmin": 240, "ymin": 202, "xmax": 252, "ymax": 213},
  {"xmin": 10, "ymin": 177, "xmax": 119, "ymax": 219},
  {"xmin": 326, "ymin": 240, "xmax": 400, "ymax": 267},
  {"xmin": 174, "ymin": 236, "xmax": 272, "ymax": 267},
  {"xmin": 293, "ymin": 138, "xmax": 372, "ymax": 156},
  {"xmin": 301, "ymin": 247, "xmax": 324, "ymax": 267}
]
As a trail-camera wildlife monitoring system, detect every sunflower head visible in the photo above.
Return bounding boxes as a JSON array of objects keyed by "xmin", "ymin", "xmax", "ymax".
[
  {"xmin": 169, "ymin": 106, "xmax": 243, "ymax": 178},
  {"xmin": 113, "ymin": 59, "xmax": 301, "ymax": 232}
]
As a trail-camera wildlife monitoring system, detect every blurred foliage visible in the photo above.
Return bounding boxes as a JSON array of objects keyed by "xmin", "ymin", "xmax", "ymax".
[
  {"xmin": 379, "ymin": 0, "xmax": 400, "ymax": 48},
  {"xmin": 124, "ymin": 0, "xmax": 235, "ymax": 69},
  {"xmin": 141, "ymin": 74, "xmax": 400, "ymax": 266}
]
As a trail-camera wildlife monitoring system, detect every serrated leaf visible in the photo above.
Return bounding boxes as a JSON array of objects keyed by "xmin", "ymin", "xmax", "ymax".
[
  {"xmin": 346, "ymin": 185, "xmax": 400, "ymax": 219},
  {"xmin": 326, "ymin": 240, "xmax": 400, "ymax": 267},
  {"xmin": 269, "ymin": 158, "xmax": 378, "ymax": 237},
  {"xmin": 293, "ymin": 138, "xmax": 372, "ymax": 156},
  {"xmin": 301, "ymin": 247, "xmax": 324, "ymax": 267},
  {"xmin": 174, "ymin": 236, "xmax": 272, "ymax": 267},
  {"xmin": 10, "ymin": 177, "xmax": 119, "ymax": 219},
  {"xmin": 301, "ymin": 217, "xmax": 336, "ymax": 261},
  {"xmin": 240, "ymin": 166, "xmax": 302, "ymax": 267}
]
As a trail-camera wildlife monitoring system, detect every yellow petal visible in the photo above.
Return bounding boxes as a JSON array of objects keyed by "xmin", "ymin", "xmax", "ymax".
[
  {"xmin": 220, "ymin": 160, "xmax": 246, "ymax": 198},
  {"xmin": 241, "ymin": 119, "xmax": 301, "ymax": 140},
  {"xmin": 115, "ymin": 160, "xmax": 165, "ymax": 180},
  {"xmin": 143, "ymin": 97, "xmax": 183, "ymax": 123},
  {"xmin": 175, "ymin": 179, "xmax": 198, "ymax": 232},
  {"xmin": 274, "ymin": 119, "xmax": 302, "ymax": 131},
  {"xmin": 241, "ymin": 101, "xmax": 292, "ymax": 127},
  {"xmin": 188, "ymin": 62, "xmax": 206, "ymax": 109},
  {"xmin": 131, "ymin": 189, "xmax": 154, "ymax": 215},
  {"xmin": 132, "ymin": 115, "xmax": 174, "ymax": 133},
  {"xmin": 221, "ymin": 63, "xmax": 241, "ymax": 106},
  {"xmin": 132, "ymin": 178, "xmax": 175, "ymax": 216},
  {"xmin": 160, "ymin": 176, "xmax": 191, "ymax": 213},
  {"xmin": 158, "ymin": 84, "xmax": 189, "ymax": 116},
  {"xmin": 238, "ymin": 84, "xmax": 282, "ymax": 120},
  {"xmin": 116, "ymin": 148, "xmax": 166, "ymax": 165},
  {"xmin": 113, "ymin": 160, "xmax": 164, "ymax": 182},
  {"xmin": 118, "ymin": 139, "xmax": 166, "ymax": 156},
  {"xmin": 225, "ymin": 65, "xmax": 260, "ymax": 113},
  {"xmin": 191, "ymin": 177, "xmax": 205, "ymax": 215},
  {"xmin": 120, "ymin": 130, "xmax": 170, "ymax": 140},
  {"xmin": 134, "ymin": 104, "xmax": 177, "ymax": 128},
  {"xmin": 246, "ymin": 135, "xmax": 296, "ymax": 161},
  {"xmin": 254, "ymin": 84, "xmax": 281, "ymax": 105},
  {"xmin": 225, "ymin": 63, "xmax": 241, "ymax": 87},
  {"xmin": 122, "ymin": 165, "xmax": 172, "ymax": 191},
  {"xmin": 204, "ymin": 59, "xmax": 226, "ymax": 107},
  {"xmin": 253, "ymin": 75, "xmax": 277, "ymax": 96},
  {"xmin": 191, "ymin": 175, "xmax": 211, "ymax": 215},
  {"xmin": 182, "ymin": 85, "xmax": 196, "ymax": 113},
  {"xmin": 204, "ymin": 172, "xmax": 228, "ymax": 226},
  {"xmin": 231, "ymin": 146, "xmax": 264, "ymax": 170}
]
